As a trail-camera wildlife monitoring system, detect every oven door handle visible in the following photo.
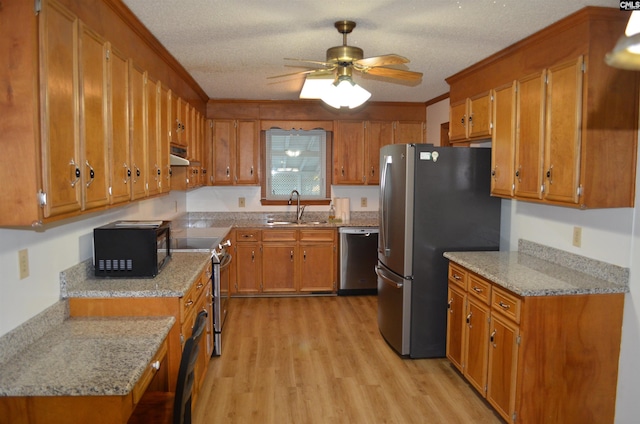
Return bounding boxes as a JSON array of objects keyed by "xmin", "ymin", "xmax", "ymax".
[{"xmin": 219, "ymin": 253, "xmax": 233, "ymax": 270}]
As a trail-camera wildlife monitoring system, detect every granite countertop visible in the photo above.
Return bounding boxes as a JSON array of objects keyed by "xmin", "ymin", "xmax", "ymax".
[
  {"xmin": 172, "ymin": 211, "xmax": 378, "ymax": 230},
  {"xmin": 61, "ymin": 252, "xmax": 212, "ymax": 298},
  {"xmin": 444, "ymin": 248, "xmax": 629, "ymax": 297},
  {"xmin": 0, "ymin": 316, "xmax": 174, "ymax": 397}
]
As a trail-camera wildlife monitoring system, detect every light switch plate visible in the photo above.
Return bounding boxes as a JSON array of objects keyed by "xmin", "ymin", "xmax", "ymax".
[
  {"xmin": 361, "ymin": 197, "xmax": 367, "ymax": 207},
  {"xmin": 572, "ymin": 226, "xmax": 582, "ymax": 247},
  {"xmin": 238, "ymin": 197, "xmax": 246, "ymax": 208}
]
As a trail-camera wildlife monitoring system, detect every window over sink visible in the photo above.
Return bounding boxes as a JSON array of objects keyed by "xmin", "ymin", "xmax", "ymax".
[{"xmin": 262, "ymin": 129, "xmax": 330, "ymax": 203}]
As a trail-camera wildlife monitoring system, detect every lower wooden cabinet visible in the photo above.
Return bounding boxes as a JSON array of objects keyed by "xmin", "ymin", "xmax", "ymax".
[
  {"xmin": 446, "ymin": 262, "xmax": 624, "ymax": 424},
  {"xmin": 232, "ymin": 228, "xmax": 337, "ymax": 294}
]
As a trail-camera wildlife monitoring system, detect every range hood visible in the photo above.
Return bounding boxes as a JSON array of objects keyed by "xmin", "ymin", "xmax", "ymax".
[
  {"xmin": 170, "ymin": 154, "xmax": 189, "ymax": 166},
  {"xmin": 170, "ymin": 146, "xmax": 189, "ymax": 166}
]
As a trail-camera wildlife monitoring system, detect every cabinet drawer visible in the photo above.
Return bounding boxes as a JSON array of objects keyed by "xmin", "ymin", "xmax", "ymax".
[
  {"xmin": 468, "ymin": 274, "xmax": 491, "ymax": 304},
  {"xmin": 448, "ymin": 263, "xmax": 467, "ymax": 288},
  {"xmin": 491, "ymin": 286, "xmax": 522, "ymax": 323},
  {"xmin": 236, "ymin": 228, "xmax": 261, "ymax": 242},
  {"xmin": 132, "ymin": 337, "xmax": 168, "ymax": 404},
  {"xmin": 299, "ymin": 229, "xmax": 335, "ymax": 242},
  {"xmin": 263, "ymin": 229, "xmax": 297, "ymax": 242}
]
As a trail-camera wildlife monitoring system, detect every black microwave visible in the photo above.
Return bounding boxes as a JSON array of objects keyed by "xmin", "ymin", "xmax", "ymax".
[{"xmin": 93, "ymin": 220, "xmax": 171, "ymax": 278}]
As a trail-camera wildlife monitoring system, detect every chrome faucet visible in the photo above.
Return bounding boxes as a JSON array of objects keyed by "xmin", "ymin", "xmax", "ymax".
[{"xmin": 288, "ymin": 189, "xmax": 306, "ymax": 223}]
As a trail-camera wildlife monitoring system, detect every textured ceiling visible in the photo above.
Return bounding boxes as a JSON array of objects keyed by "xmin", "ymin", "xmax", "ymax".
[{"xmin": 121, "ymin": 0, "xmax": 620, "ymax": 103}]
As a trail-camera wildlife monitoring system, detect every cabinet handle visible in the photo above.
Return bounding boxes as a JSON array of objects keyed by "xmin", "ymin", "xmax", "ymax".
[
  {"xmin": 250, "ymin": 166, "xmax": 254, "ymax": 176},
  {"xmin": 491, "ymin": 167, "xmax": 497, "ymax": 179},
  {"xmin": 472, "ymin": 286, "xmax": 483, "ymax": 293},
  {"xmin": 468, "ymin": 114, "xmax": 473, "ymax": 127},
  {"xmin": 197, "ymin": 282, "xmax": 204, "ymax": 289},
  {"xmin": 242, "ymin": 234, "xmax": 254, "ymax": 238},
  {"xmin": 226, "ymin": 166, "xmax": 230, "ymax": 177},
  {"xmin": 447, "ymin": 298, "xmax": 454, "ymax": 312},
  {"xmin": 123, "ymin": 163, "xmax": 131, "ymax": 184},
  {"xmin": 69, "ymin": 159, "xmax": 80, "ymax": 187},
  {"xmin": 303, "ymin": 250, "xmax": 307, "ymax": 261},
  {"xmin": 466, "ymin": 312, "xmax": 472, "ymax": 327},
  {"xmin": 546, "ymin": 165, "xmax": 553, "ymax": 185},
  {"xmin": 251, "ymin": 250, "xmax": 255, "ymax": 262},
  {"xmin": 290, "ymin": 250, "xmax": 294, "ymax": 261},
  {"xmin": 452, "ymin": 273, "xmax": 461, "ymax": 280},
  {"xmin": 371, "ymin": 166, "xmax": 375, "ymax": 177},
  {"xmin": 341, "ymin": 167, "xmax": 345, "ymax": 177},
  {"xmin": 184, "ymin": 299, "xmax": 194, "ymax": 307},
  {"xmin": 498, "ymin": 301, "xmax": 511, "ymax": 310},
  {"xmin": 515, "ymin": 165, "xmax": 522, "ymax": 182},
  {"xmin": 85, "ymin": 160, "xmax": 95, "ymax": 187},
  {"xmin": 460, "ymin": 115, "xmax": 466, "ymax": 126},
  {"xmin": 490, "ymin": 329, "xmax": 497, "ymax": 347},
  {"xmin": 151, "ymin": 360, "xmax": 161, "ymax": 371}
]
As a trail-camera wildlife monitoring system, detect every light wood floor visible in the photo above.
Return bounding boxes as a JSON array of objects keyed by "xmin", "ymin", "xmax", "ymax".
[{"xmin": 193, "ymin": 295, "xmax": 504, "ymax": 424}]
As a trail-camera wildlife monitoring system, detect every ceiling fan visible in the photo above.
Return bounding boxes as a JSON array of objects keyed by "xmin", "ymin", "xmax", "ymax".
[
  {"xmin": 271, "ymin": 20, "xmax": 423, "ymax": 81},
  {"xmin": 270, "ymin": 20, "xmax": 423, "ymax": 108}
]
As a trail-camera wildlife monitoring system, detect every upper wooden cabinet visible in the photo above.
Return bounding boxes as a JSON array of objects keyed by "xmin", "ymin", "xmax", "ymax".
[
  {"xmin": 0, "ymin": 0, "xmax": 206, "ymax": 226},
  {"xmin": 491, "ymin": 82, "xmax": 516, "ymax": 198},
  {"xmin": 334, "ymin": 120, "xmax": 425, "ymax": 185},
  {"xmin": 211, "ymin": 119, "xmax": 260, "ymax": 185},
  {"xmin": 334, "ymin": 121, "xmax": 366, "ymax": 185},
  {"xmin": 449, "ymin": 92, "xmax": 492, "ymax": 143},
  {"xmin": 448, "ymin": 7, "xmax": 639, "ymax": 209}
]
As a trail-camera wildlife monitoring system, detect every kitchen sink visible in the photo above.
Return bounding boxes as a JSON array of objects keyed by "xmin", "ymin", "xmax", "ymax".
[{"xmin": 266, "ymin": 220, "xmax": 328, "ymax": 226}]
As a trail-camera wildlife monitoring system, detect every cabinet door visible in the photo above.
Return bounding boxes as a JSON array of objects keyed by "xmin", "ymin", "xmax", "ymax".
[
  {"xmin": 298, "ymin": 243, "xmax": 335, "ymax": 292},
  {"xmin": 464, "ymin": 297, "xmax": 490, "ymax": 395},
  {"xmin": 487, "ymin": 313, "xmax": 519, "ymax": 423},
  {"xmin": 394, "ymin": 121, "xmax": 425, "ymax": 144},
  {"xmin": 159, "ymin": 85, "xmax": 171, "ymax": 192},
  {"xmin": 212, "ymin": 120, "xmax": 235, "ymax": 185},
  {"xmin": 129, "ymin": 62, "xmax": 147, "ymax": 200},
  {"xmin": 515, "ymin": 71, "xmax": 545, "ymax": 200},
  {"xmin": 446, "ymin": 284, "xmax": 467, "ymax": 373},
  {"xmin": 468, "ymin": 93, "xmax": 492, "ymax": 139},
  {"xmin": 234, "ymin": 244, "xmax": 261, "ymax": 294},
  {"xmin": 180, "ymin": 99, "xmax": 189, "ymax": 148},
  {"xmin": 108, "ymin": 46, "xmax": 131, "ymax": 205},
  {"xmin": 449, "ymin": 101, "xmax": 468, "ymax": 142},
  {"xmin": 236, "ymin": 120, "xmax": 260, "ymax": 185},
  {"xmin": 79, "ymin": 24, "xmax": 110, "ymax": 210},
  {"xmin": 39, "ymin": 0, "xmax": 82, "ymax": 218},
  {"xmin": 543, "ymin": 57, "xmax": 583, "ymax": 204},
  {"xmin": 366, "ymin": 121, "xmax": 394, "ymax": 185},
  {"xmin": 491, "ymin": 82, "xmax": 516, "ymax": 197},
  {"xmin": 146, "ymin": 78, "xmax": 160, "ymax": 196},
  {"xmin": 262, "ymin": 243, "xmax": 296, "ymax": 293},
  {"xmin": 334, "ymin": 121, "xmax": 365, "ymax": 184}
]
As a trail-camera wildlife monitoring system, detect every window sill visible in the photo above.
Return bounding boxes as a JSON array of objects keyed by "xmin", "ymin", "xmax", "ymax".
[{"xmin": 260, "ymin": 199, "xmax": 331, "ymax": 206}]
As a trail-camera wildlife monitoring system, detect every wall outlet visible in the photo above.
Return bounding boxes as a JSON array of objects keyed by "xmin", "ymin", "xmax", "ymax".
[
  {"xmin": 238, "ymin": 197, "xmax": 246, "ymax": 208},
  {"xmin": 361, "ymin": 197, "xmax": 367, "ymax": 208},
  {"xmin": 18, "ymin": 249, "xmax": 29, "ymax": 280},
  {"xmin": 572, "ymin": 226, "xmax": 582, "ymax": 247}
]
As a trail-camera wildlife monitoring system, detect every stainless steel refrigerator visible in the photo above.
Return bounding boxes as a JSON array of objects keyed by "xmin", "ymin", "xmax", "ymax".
[{"xmin": 376, "ymin": 144, "xmax": 501, "ymax": 358}]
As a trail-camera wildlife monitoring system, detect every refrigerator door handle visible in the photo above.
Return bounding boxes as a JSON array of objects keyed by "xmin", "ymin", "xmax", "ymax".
[
  {"xmin": 375, "ymin": 265, "xmax": 403, "ymax": 289},
  {"xmin": 380, "ymin": 155, "xmax": 393, "ymax": 256}
]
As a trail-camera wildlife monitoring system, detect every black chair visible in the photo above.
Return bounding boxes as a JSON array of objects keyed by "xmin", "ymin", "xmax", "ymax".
[{"xmin": 129, "ymin": 310, "xmax": 208, "ymax": 424}]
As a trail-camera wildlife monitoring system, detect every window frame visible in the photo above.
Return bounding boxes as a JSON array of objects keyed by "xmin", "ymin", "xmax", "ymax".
[{"xmin": 260, "ymin": 122, "xmax": 333, "ymax": 206}]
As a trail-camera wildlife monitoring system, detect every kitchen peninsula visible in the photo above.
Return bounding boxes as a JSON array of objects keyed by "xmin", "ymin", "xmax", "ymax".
[{"xmin": 0, "ymin": 311, "xmax": 174, "ymax": 424}]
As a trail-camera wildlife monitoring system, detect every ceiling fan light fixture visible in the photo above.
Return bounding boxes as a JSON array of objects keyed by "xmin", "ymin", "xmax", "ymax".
[
  {"xmin": 299, "ymin": 72, "xmax": 335, "ymax": 99},
  {"xmin": 320, "ymin": 76, "xmax": 371, "ymax": 109},
  {"xmin": 606, "ymin": 11, "xmax": 640, "ymax": 69}
]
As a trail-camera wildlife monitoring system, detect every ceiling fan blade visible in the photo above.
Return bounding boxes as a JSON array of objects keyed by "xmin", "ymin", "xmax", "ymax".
[
  {"xmin": 267, "ymin": 68, "xmax": 325, "ymax": 79},
  {"xmin": 284, "ymin": 58, "xmax": 333, "ymax": 67},
  {"xmin": 355, "ymin": 54, "xmax": 409, "ymax": 68},
  {"xmin": 362, "ymin": 67, "xmax": 423, "ymax": 81}
]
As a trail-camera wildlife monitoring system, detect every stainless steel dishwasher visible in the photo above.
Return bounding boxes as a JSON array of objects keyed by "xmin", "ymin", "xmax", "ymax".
[{"xmin": 339, "ymin": 227, "xmax": 379, "ymax": 295}]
